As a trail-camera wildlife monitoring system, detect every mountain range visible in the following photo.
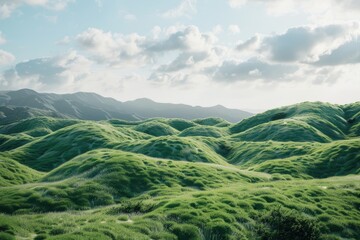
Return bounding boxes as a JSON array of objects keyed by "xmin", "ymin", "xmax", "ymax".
[{"xmin": 0, "ymin": 89, "xmax": 252, "ymax": 124}]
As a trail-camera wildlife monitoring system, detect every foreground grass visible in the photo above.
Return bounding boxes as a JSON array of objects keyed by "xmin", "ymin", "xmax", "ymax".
[{"xmin": 0, "ymin": 176, "xmax": 359, "ymax": 240}]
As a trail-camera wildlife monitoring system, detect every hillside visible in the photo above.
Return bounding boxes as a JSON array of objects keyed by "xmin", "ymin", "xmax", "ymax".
[
  {"xmin": 0, "ymin": 89, "xmax": 253, "ymax": 124},
  {"xmin": 0, "ymin": 101, "xmax": 359, "ymax": 239}
]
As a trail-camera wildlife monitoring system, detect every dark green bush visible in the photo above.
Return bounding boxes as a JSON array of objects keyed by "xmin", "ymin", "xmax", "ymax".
[
  {"xmin": 255, "ymin": 207, "xmax": 321, "ymax": 240},
  {"xmin": 170, "ymin": 224, "xmax": 201, "ymax": 240},
  {"xmin": 0, "ymin": 232, "xmax": 15, "ymax": 240}
]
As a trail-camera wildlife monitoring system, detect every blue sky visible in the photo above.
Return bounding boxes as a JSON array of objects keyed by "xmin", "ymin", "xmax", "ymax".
[{"xmin": 0, "ymin": 0, "xmax": 359, "ymax": 110}]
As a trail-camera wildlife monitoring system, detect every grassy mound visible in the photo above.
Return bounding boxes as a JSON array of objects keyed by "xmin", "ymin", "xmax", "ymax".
[
  {"xmin": 1, "ymin": 176, "xmax": 358, "ymax": 239},
  {"xmin": 0, "ymin": 117, "xmax": 79, "ymax": 137},
  {"xmin": 179, "ymin": 125, "xmax": 228, "ymax": 138},
  {"xmin": 0, "ymin": 133, "xmax": 34, "ymax": 151},
  {"xmin": 230, "ymin": 119, "xmax": 331, "ymax": 143},
  {"xmin": 0, "ymin": 153, "xmax": 43, "ymax": 187},
  {"xmin": 230, "ymin": 102, "xmax": 348, "ymax": 142},
  {"xmin": 9, "ymin": 122, "xmax": 148, "ymax": 171},
  {"xmin": 193, "ymin": 117, "xmax": 229, "ymax": 126},
  {"xmin": 133, "ymin": 121, "xmax": 179, "ymax": 137},
  {"xmin": 165, "ymin": 118, "xmax": 198, "ymax": 131},
  {"xmin": 0, "ymin": 149, "xmax": 268, "ymax": 213},
  {"xmin": 245, "ymin": 139, "xmax": 360, "ymax": 178},
  {"xmin": 227, "ymin": 141, "xmax": 318, "ymax": 167},
  {"xmin": 343, "ymin": 102, "xmax": 360, "ymax": 137},
  {"xmin": 117, "ymin": 136, "xmax": 228, "ymax": 165}
]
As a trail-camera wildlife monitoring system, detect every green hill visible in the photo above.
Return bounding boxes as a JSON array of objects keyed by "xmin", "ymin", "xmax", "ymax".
[
  {"xmin": 0, "ymin": 149, "xmax": 268, "ymax": 214},
  {"xmin": 179, "ymin": 125, "xmax": 228, "ymax": 138},
  {"xmin": 133, "ymin": 121, "xmax": 179, "ymax": 137},
  {"xmin": 117, "ymin": 136, "xmax": 228, "ymax": 165},
  {"xmin": 9, "ymin": 122, "xmax": 148, "ymax": 171},
  {"xmin": 0, "ymin": 153, "xmax": 42, "ymax": 187},
  {"xmin": 230, "ymin": 102, "xmax": 351, "ymax": 142},
  {"xmin": 0, "ymin": 101, "xmax": 359, "ymax": 240}
]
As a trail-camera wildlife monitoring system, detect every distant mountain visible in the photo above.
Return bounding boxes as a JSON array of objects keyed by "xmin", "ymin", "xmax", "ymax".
[{"xmin": 0, "ymin": 89, "xmax": 252, "ymax": 124}]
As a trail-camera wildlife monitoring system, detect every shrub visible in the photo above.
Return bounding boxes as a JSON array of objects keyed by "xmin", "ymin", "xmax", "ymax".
[
  {"xmin": 255, "ymin": 207, "xmax": 321, "ymax": 240},
  {"xmin": 171, "ymin": 224, "xmax": 201, "ymax": 240},
  {"xmin": 0, "ymin": 232, "xmax": 15, "ymax": 240}
]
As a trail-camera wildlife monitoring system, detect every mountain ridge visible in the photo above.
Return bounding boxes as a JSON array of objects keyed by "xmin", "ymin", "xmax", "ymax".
[{"xmin": 0, "ymin": 89, "xmax": 253, "ymax": 124}]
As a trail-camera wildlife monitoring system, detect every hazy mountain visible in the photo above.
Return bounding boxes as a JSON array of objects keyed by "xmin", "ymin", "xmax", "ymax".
[{"xmin": 0, "ymin": 89, "xmax": 252, "ymax": 124}]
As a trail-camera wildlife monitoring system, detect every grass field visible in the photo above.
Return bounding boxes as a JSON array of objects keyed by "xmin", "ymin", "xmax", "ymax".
[{"xmin": 0, "ymin": 102, "xmax": 359, "ymax": 239}]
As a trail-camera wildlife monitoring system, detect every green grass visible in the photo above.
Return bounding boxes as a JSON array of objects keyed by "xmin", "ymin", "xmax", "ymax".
[
  {"xmin": 230, "ymin": 102, "xmax": 352, "ymax": 141},
  {"xmin": 179, "ymin": 125, "xmax": 228, "ymax": 138},
  {"xmin": 0, "ymin": 149, "xmax": 268, "ymax": 214},
  {"xmin": 133, "ymin": 121, "xmax": 179, "ymax": 137},
  {"xmin": 0, "ymin": 153, "xmax": 43, "ymax": 187},
  {"xmin": 0, "ymin": 176, "xmax": 359, "ymax": 239},
  {"xmin": 193, "ymin": 117, "xmax": 230, "ymax": 126},
  {"xmin": 0, "ymin": 101, "xmax": 359, "ymax": 239},
  {"xmin": 8, "ymin": 121, "xmax": 148, "ymax": 171},
  {"xmin": 116, "ymin": 136, "xmax": 228, "ymax": 165}
]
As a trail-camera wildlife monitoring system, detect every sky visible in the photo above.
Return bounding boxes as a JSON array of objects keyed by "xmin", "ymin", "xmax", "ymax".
[{"xmin": 0, "ymin": 0, "xmax": 359, "ymax": 111}]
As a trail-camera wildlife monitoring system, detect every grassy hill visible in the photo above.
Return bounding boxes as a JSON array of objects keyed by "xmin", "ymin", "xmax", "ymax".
[
  {"xmin": 0, "ymin": 101, "xmax": 359, "ymax": 240},
  {"xmin": 229, "ymin": 102, "xmax": 357, "ymax": 142}
]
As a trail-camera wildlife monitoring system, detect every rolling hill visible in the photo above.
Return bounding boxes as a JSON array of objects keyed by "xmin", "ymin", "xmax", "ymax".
[{"xmin": 0, "ymin": 100, "xmax": 359, "ymax": 240}]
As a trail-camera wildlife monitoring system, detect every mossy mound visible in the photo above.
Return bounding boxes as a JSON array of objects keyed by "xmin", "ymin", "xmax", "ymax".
[
  {"xmin": 193, "ymin": 117, "xmax": 229, "ymax": 126},
  {"xmin": 179, "ymin": 125, "xmax": 228, "ymax": 138},
  {"xmin": 133, "ymin": 121, "xmax": 179, "ymax": 137}
]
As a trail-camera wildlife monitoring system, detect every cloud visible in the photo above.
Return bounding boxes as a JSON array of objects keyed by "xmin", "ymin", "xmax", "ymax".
[
  {"xmin": 146, "ymin": 26, "xmax": 226, "ymax": 82},
  {"xmin": 0, "ymin": 0, "xmax": 73, "ymax": 18},
  {"xmin": 313, "ymin": 39, "xmax": 360, "ymax": 66},
  {"xmin": 76, "ymin": 28, "xmax": 149, "ymax": 66},
  {"xmin": 0, "ymin": 32, "xmax": 15, "ymax": 65},
  {"xmin": 147, "ymin": 25, "xmax": 217, "ymax": 53},
  {"xmin": 0, "ymin": 49, "xmax": 15, "ymax": 65},
  {"xmin": 161, "ymin": 0, "xmax": 197, "ymax": 18},
  {"xmin": 76, "ymin": 25, "xmax": 221, "ymax": 70},
  {"xmin": 237, "ymin": 22, "xmax": 360, "ymax": 64},
  {"xmin": 228, "ymin": 0, "xmax": 360, "ymax": 21},
  {"xmin": 228, "ymin": 24, "xmax": 240, "ymax": 34},
  {"xmin": 0, "ymin": 51, "xmax": 91, "ymax": 90},
  {"xmin": 212, "ymin": 58, "xmax": 298, "ymax": 82},
  {"xmin": 236, "ymin": 35, "xmax": 260, "ymax": 51},
  {"xmin": 228, "ymin": 0, "xmax": 246, "ymax": 8},
  {"xmin": 56, "ymin": 35, "xmax": 71, "ymax": 45}
]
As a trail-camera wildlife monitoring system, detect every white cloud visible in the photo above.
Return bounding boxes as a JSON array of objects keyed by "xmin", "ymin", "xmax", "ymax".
[
  {"xmin": 0, "ymin": 49, "xmax": 15, "ymax": 65},
  {"xmin": 228, "ymin": 24, "xmax": 240, "ymax": 34},
  {"xmin": 228, "ymin": 0, "xmax": 246, "ymax": 8},
  {"xmin": 237, "ymin": 22, "xmax": 360, "ymax": 64},
  {"xmin": 313, "ymin": 39, "xmax": 360, "ymax": 66},
  {"xmin": 228, "ymin": 0, "xmax": 360, "ymax": 22},
  {"xmin": 0, "ymin": 0, "xmax": 73, "ymax": 18},
  {"xmin": 212, "ymin": 58, "xmax": 298, "ymax": 82},
  {"xmin": 147, "ymin": 25, "xmax": 218, "ymax": 53},
  {"xmin": 0, "ymin": 51, "xmax": 121, "ymax": 93},
  {"xmin": 76, "ymin": 28, "xmax": 149, "ymax": 66},
  {"xmin": 162, "ymin": 0, "xmax": 197, "ymax": 18},
  {"xmin": 151, "ymin": 26, "xmax": 162, "ymax": 39},
  {"xmin": 212, "ymin": 25, "xmax": 223, "ymax": 35},
  {"xmin": 56, "ymin": 35, "xmax": 71, "ymax": 45}
]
